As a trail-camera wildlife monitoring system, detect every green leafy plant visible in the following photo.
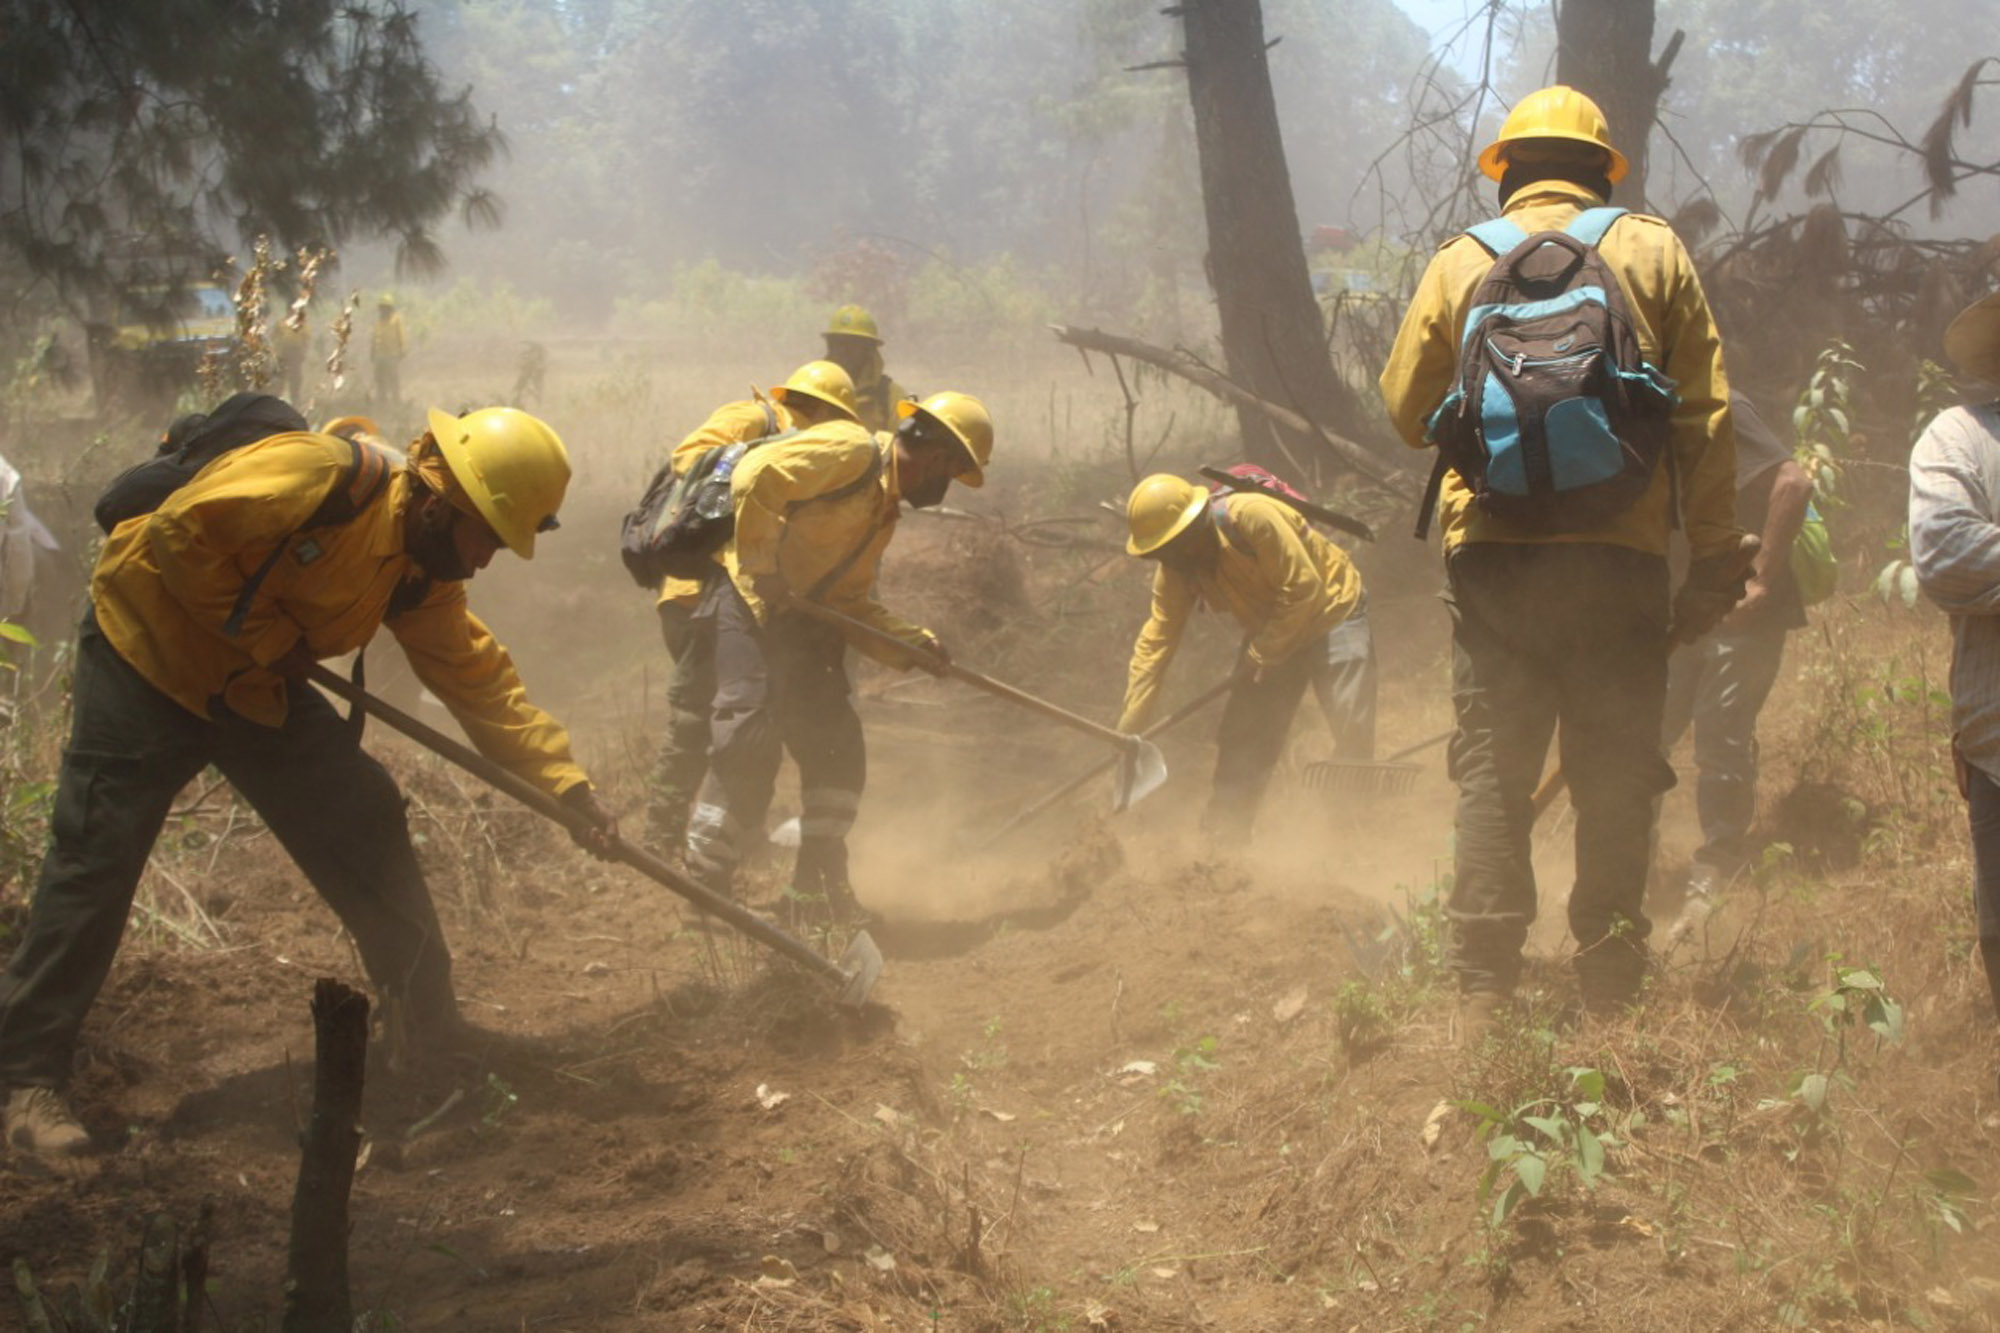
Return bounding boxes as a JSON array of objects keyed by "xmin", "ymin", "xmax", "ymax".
[
  {"xmin": 1792, "ymin": 338, "xmax": 1862, "ymax": 510},
  {"xmin": 1160, "ymin": 1035, "xmax": 1220, "ymax": 1117},
  {"xmin": 1460, "ymin": 1066, "xmax": 1620, "ymax": 1226},
  {"xmin": 1333, "ymin": 979, "xmax": 1391, "ymax": 1056},
  {"xmin": 478, "ymin": 1073, "xmax": 518, "ymax": 1133}
]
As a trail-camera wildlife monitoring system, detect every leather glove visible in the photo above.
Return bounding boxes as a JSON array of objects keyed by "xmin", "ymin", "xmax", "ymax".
[
  {"xmin": 561, "ymin": 785, "xmax": 620, "ymax": 861},
  {"xmin": 1670, "ymin": 534, "xmax": 1762, "ymax": 646},
  {"xmin": 905, "ymin": 630, "xmax": 950, "ymax": 677}
]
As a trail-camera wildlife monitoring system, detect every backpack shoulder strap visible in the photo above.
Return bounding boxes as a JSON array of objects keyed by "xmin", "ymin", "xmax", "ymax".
[
  {"xmin": 787, "ymin": 439, "xmax": 882, "ymax": 515},
  {"xmin": 803, "ymin": 445, "xmax": 891, "ymax": 601},
  {"xmin": 306, "ymin": 436, "xmax": 397, "ymax": 527},
  {"xmin": 223, "ymin": 438, "xmax": 398, "ymax": 638},
  {"xmin": 1466, "ymin": 216, "xmax": 1531, "ymax": 256},
  {"xmin": 1209, "ymin": 493, "xmax": 1242, "ymax": 546},
  {"xmin": 1562, "ymin": 206, "xmax": 1628, "ymax": 248}
]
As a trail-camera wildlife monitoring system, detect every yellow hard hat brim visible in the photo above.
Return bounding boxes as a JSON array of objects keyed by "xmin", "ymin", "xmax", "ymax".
[
  {"xmin": 1126, "ymin": 492, "xmax": 1205, "ymax": 556},
  {"xmin": 896, "ymin": 399, "xmax": 984, "ymax": 488},
  {"xmin": 824, "ymin": 329, "xmax": 884, "ymax": 346},
  {"xmin": 1478, "ymin": 132, "xmax": 1630, "ymax": 184},
  {"xmin": 426, "ymin": 406, "xmax": 536, "ymax": 559},
  {"xmin": 771, "ymin": 384, "xmax": 859, "ymax": 423}
]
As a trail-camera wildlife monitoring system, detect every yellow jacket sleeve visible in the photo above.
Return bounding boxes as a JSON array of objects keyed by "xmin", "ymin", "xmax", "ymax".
[
  {"xmin": 145, "ymin": 437, "xmax": 346, "ymax": 670},
  {"xmin": 1379, "ymin": 248, "xmax": 1463, "ymax": 452},
  {"xmin": 823, "ymin": 550, "xmax": 933, "ymax": 669},
  {"xmin": 388, "ymin": 581, "xmax": 590, "ymax": 796},
  {"xmin": 1646, "ymin": 225, "xmax": 1739, "ymax": 560},
  {"xmin": 1236, "ymin": 503, "xmax": 1337, "ymax": 670},
  {"xmin": 1120, "ymin": 567, "xmax": 1195, "ymax": 733}
]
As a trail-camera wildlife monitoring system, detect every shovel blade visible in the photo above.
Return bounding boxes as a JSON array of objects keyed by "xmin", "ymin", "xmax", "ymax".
[
  {"xmin": 1111, "ymin": 740, "xmax": 1169, "ymax": 813},
  {"xmin": 837, "ymin": 930, "xmax": 885, "ymax": 1007}
]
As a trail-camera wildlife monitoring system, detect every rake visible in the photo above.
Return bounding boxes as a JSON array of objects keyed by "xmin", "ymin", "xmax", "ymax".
[{"xmin": 1301, "ymin": 728, "xmax": 1452, "ymax": 796}]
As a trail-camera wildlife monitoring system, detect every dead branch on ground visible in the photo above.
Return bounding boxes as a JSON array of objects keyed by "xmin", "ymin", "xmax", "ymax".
[{"xmin": 1048, "ymin": 324, "xmax": 1413, "ymax": 491}]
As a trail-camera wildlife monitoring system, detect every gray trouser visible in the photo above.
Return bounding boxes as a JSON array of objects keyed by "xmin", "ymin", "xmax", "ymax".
[
  {"xmin": 0, "ymin": 613, "xmax": 455, "ymax": 1088},
  {"xmin": 683, "ymin": 584, "xmax": 864, "ymax": 891},
  {"xmin": 1206, "ymin": 602, "xmax": 1378, "ymax": 841},
  {"xmin": 1659, "ymin": 619, "xmax": 1789, "ymax": 875},
  {"xmin": 645, "ymin": 599, "xmax": 716, "ymax": 850},
  {"xmin": 1443, "ymin": 543, "xmax": 1674, "ymax": 996}
]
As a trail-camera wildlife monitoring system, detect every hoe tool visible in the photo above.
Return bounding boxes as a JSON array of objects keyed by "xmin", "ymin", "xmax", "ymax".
[
  {"xmin": 786, "ymin": 599, "xmax": 1168, "ymax": 811},
  {"xmin": 306, "ymin": 665, "xmax": 882, "ymax": 1007},
  {"xmin": 974, "ymin": 672, "xmax": 1237, "ymax": 850}
]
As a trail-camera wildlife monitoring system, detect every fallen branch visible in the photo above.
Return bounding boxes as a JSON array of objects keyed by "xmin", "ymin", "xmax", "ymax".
[{"xmin": 1049, "ymin": 323, "xmax": 1414, "ymax": 491}]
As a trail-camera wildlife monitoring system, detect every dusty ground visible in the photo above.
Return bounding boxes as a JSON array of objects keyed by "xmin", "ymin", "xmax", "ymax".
[{"xmin": 5, "ymin": 357, "xmax": 2000, "ymax": 1329}]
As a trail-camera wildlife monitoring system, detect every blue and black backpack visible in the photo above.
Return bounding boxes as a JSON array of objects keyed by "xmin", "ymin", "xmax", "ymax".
[{"xmin": 1417, "ymin": 207, "xmax": 1678, "ymax": 538}]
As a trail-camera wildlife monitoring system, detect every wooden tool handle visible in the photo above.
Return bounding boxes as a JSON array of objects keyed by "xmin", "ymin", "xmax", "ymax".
[
  {"xmin": 303, "ymin": 665, "xmax": 847, "ymax": 986},
  {"xmin": 786, "ymin": 598, "xmax": 1133, "ymax": 748}
]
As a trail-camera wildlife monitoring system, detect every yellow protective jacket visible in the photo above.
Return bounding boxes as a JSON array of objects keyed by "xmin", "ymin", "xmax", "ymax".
[
  {"xmin": 91, "ymin": 433, "xmax": 589, "ymax": 795},
  {"xmin": 656, "ymin": 396, "xmax": 794, "ymax": 608},
  {"xmin": 1378, "ymin": 180, "xmax": 1739, "ymax": 560},
  {"xmin": 723, "ymin": 420, "xmax": 929, "ymax": 666},
  {"xmin": 854, "ymin": 372, "xmax": 909, "ymax": 435},
  {"xmin": 1120, "ymin": 491, "xmax": 1364, "ymax": 733},
  {"xmin": 371, "ymin": 311, "xmax": 408, "ymax": 362}
]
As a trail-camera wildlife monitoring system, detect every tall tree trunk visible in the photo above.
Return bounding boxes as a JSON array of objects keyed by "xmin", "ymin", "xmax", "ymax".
[
  {"xmin": 1176, "ymin": 0, "xmax": 1374, "ymax": 483},
  {"xmin": 1553, "ymin": 0, "xmax": 1683, "ymax": 209}
]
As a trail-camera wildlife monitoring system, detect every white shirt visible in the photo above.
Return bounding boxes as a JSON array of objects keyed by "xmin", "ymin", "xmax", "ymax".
[{"xmin": 1910, "ymin": 401, "xmax": 2000, "ymax": 777}]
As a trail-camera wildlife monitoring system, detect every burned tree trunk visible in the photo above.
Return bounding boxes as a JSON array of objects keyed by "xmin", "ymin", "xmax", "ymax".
[
  {"xmin": 281, "ymin": 979, "xmax": 370, "ymax": 1333},
  {"xmin": 1174, "ymin": 0, "xmax": 1376, "ymax": 482},
  {"xmin": 1553, "ymin": 0, "xmax": 1683, "ymax": 208}
]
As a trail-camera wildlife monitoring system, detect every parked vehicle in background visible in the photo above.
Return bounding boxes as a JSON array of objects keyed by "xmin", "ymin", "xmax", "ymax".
[{"xmin": 87, "ymin": 278, "xmax": 237, "ymax": 415}]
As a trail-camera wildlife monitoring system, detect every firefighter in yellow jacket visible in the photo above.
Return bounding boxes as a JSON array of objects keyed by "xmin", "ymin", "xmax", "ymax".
[
  {"xmin": 820, "ymin": 304, "xmax": 911, "ymax": 433},
  {"xmin": 645, "ymin": 362, "xmax": 860, "ymax": 853},
  {"xmin": 0, "ymin": 406, "xmax": 616, "ymax": 1163},
  {"xmin": 1120, "ymin": 474, "xmax": 1374, "ymax": 840},
  {"xmin": 1378, "ymin": 85, "xmax": 1751, "ymax": 1026},
  {"xmin": 685, "ymin": 390, "xmax": 994, "ymax": 920},
  {"xmin": 371, "ymin": 292, "xmax": 409, "ymax": 408}
]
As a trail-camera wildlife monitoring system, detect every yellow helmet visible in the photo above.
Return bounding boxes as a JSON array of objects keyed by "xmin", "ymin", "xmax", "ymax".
[
  {"xmin": 1477, "ymin": 85, "xmax": 1629, "ymax": 184},
  {"xmin": 1125, "ymin": 474, "xmax": 1207, "ymax": 556},
  {"xmin": 423, "ymin": 406, "xmax": 571, "ymax": 559},
  {"xmin": 320, "ymin": 414, "xmax": 383, "ymax": 444},
  {"xmin": 769, "ymin": 360, "xmax": 860, "ymax": 423},
  {"xmin": 377, "ymin": 292, "xmax": 396, "ymax": 308},
  {"xmin": 897, "ymin": 391, "xmax": 992, "ymax": 489},
  {"xmin": 823, "ymin": 303, "xmax": 883, "ymax": 343}
]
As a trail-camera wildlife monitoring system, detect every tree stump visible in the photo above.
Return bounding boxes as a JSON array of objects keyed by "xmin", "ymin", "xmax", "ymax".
[{"xmin": 281, "ymin": 979, "xmax": 370, "ymax": 1333}]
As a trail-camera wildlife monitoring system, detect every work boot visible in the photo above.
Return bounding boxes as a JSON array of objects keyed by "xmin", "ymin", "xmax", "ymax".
[
  {"xmin": 824, "ymin": 876, "xmax": 876, "ymax": 930},
  {"xmin": 5, "ymin": 1086, "xmax": 89, "ymax": 1161},
  {"xmin": 1664, "ymin": 865, "xmax": 1721, "ymax": 951},
  {"xmin": 1454, "ymin": 990, "xmax": 1508, "ymax": 1049},
  {"xmin": 1575, "ymin": 939, "xmax": 1648, "ymax": 1019}
]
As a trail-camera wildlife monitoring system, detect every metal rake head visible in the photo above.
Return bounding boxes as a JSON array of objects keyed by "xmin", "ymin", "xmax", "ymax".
[{"xmin": 1301, "ymin": 759, "xmax": 1423, "ymax": 796}]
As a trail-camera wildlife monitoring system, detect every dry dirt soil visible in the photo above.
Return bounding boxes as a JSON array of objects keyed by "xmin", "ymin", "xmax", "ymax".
[{"xmin": 5, "ymin": 448, "xmax": 2000, "ymax": 1330}]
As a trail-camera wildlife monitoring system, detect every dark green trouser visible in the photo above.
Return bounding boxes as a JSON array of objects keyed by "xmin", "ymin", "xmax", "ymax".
[
  {"xmin": 645, "ymin": 600, "xmax": 716, "ymax": 851},
  {"xmin": 1443, "ymin": 543, "xmax": 1675, "ymax": 999},
  {"xmin": 1205, "ymin": 604, "xmax": 1379, "ymax": 843},
  {"xmin": 0, "ymin": 613, "xmax": 456, "ymax": 1089}
]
